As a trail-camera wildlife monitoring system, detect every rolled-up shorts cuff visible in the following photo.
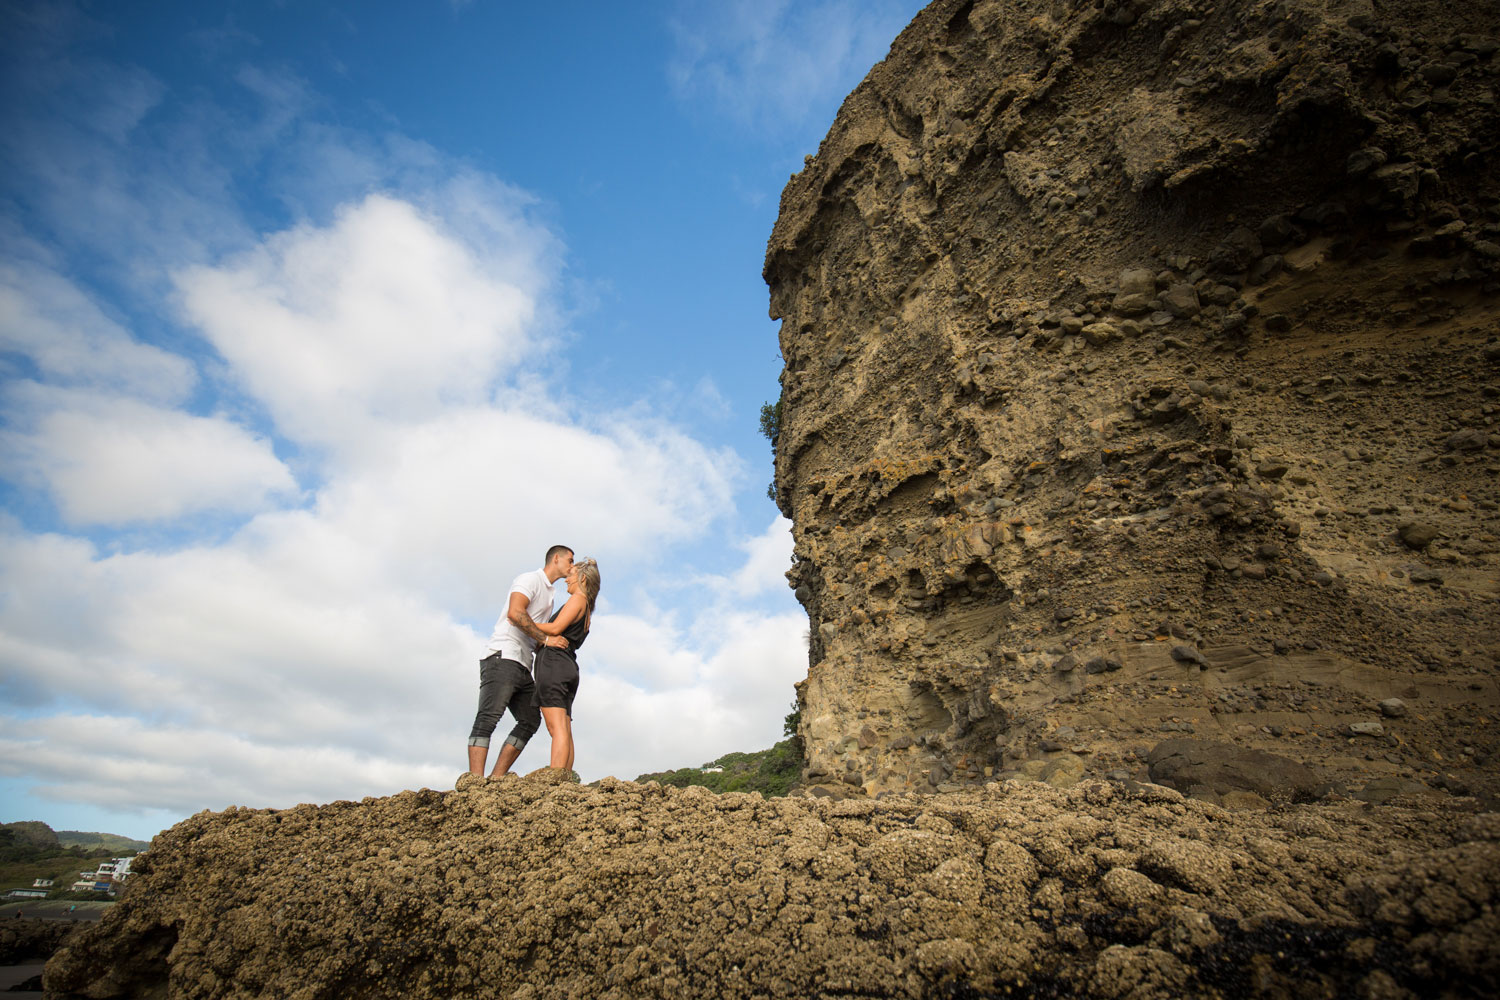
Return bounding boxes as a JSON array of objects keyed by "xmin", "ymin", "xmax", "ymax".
[
  {"xmin": 503, "ymin": 733, "xmax": 529, "ymax": 751},
  {"xmin": 467, "ymin": 736, "xmax": 491, "ymax": 749}
]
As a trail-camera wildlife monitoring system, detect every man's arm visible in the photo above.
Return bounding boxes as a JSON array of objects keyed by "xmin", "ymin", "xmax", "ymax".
[{"xmin": 507, "ymin": 590, "xmax": 569, "ymax": 649}]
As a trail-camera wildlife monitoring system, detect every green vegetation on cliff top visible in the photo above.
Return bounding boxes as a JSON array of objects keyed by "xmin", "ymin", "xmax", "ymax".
[
  {"xmin": 634, "ymin": 737, "xmax": 804, "ymax": 797},
  {"xmin": 635, "ymin": 704, "xmax": 804, "ymax": 797}
]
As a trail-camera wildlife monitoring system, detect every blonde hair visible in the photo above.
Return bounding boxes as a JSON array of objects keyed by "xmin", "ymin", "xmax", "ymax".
[{"xmin": 574, "ymin": 558, "xmax": 600, "ymax": 630}]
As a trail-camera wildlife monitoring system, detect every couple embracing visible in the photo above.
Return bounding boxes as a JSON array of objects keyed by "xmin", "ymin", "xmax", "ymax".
[{"xmin": 466, "ymin": 545, "xmax": 600, "ymax": 777}]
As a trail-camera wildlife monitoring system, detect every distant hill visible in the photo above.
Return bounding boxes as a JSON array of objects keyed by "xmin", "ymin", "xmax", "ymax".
[
  {"xmin": 1, "ymin": 822, "xmax": 147, "ymax": 858},
  {"xmin": 0, "ymin": 821, "xmax": 58, "ymax": 849},
  {"xmin": 57, "ymin": 831, "xmax": 149, "ymax": 854}
]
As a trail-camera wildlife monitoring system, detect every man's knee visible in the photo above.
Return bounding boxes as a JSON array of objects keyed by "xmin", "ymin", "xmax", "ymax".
[
  {"xmin": 469, "ymin": 707, "xmax": 503, "ymax": 742},
  {"xmin": 470, "ymin": 657, "xmax": 517, "ymax": 741},
  {"xmin": 507, "ymin": 708, "xmax": 540, "ymax": 748}
]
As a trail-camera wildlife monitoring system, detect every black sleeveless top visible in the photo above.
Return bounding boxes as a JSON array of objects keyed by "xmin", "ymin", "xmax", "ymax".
[{"xmin": 545, "ymin": 605, "xmax": 589, "ymax": 658}]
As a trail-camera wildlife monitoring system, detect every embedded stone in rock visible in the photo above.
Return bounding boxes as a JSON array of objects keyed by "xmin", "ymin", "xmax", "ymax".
[
  {"xmin": 1146, "ymin": 739, "xmax": 1323, "ymax": 802},
  {"xmin": 1354, "ymin": 776, "xmax": 1432, "ymax": 803},
  {"xmin": 1100, "ymin": 867, "xmax": 1162, "ymax": 909},
  {"xmin": 1346, "ymin": 147, "xmax": 1388, "ymax": 177},
  {"xmin": 1012, "ymin": 754, "xmax": 1086, "ymax": 788},
  {"xmin": 1160, "ymin": 284, "xmax": 1201, "ymax": 318},
  {"xmin": 1398, "ymin": 522, "xmax": 1440, "ymax": 549},
  {"xmin": 1082, "ymin": 322, "xmax": 1118, "ymax": 346},
  {"xmin": 1113, "ymin": 268, "xmax": 1157, "ymax": 315},
  {"xmin": 1446, "ymin": 428, "xmax": 1489, "ymax": 452},
  {"xmin": 1170, "ymin": 645, "xmax": 1207, "ymax": 667}
]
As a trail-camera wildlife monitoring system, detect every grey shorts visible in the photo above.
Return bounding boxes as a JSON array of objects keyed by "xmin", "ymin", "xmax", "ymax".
[{"xmin": 467, "ymin": 654, "xmax": 541, "ymax": 750}]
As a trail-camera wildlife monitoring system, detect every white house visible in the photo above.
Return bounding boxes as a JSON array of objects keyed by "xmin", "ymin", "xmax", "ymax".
[
  {"xmin": 69, "ymin": 856, "xmax": 136, "ymax": 893},
  {"xmin": 4, "ymin": 888, "xmax": 48, "ymax": 900}
]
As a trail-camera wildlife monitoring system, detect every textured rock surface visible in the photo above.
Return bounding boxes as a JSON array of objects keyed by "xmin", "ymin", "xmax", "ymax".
[
  {"xmin": 0, "ymin": 920, "xmax": 77, "ymax": 965},
  {"xmin": 42, "ymin": 770, "xmax": 1500, "ymax": 998},
  {"xmin": 1145, "ymin": 738, "xmax": 1324, "ymax": 804},
  {"xmin": 764, "ymin": 0, "xmax": 1500, "ymax": 803}
]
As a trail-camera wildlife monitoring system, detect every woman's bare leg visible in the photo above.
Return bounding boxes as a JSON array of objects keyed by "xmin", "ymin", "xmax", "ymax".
[{"xmin": 541, "ymin": 707, "xmax": 573, "ymax": 770}]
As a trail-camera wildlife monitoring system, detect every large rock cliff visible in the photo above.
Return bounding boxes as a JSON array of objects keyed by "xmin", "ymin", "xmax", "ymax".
[{"xmin": 766, "ymin": 0, "xmax": 1500, "ymax": 801}]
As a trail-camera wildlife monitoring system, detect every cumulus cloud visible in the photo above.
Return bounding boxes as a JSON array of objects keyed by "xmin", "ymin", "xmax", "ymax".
[
  {"xmin": 0, "ymin": 715, "xmax": 455, "ymax": 816},
  {"xmin": 175, "ymin": 193, "xmax": 546, "ymax": 450},
  {"xmin": 668, "ymin": 0, "xmax": 921, "ymax": 134},
  {"xmin": 0, "ymin": 250, "xmax": 294, "ymax": 525},
  {"xmin": 0, "ymin": 251, "xmax": 196, "ymax": 402},
  {"xmin": 0, "ymin": 521, "xmax": 474, "ymax": 748},
  {"xmin": 719, "ymin": 516, "xmax": 793, "ymax": 598},
  {"xmin": 302, "ymin": 408, "xmax": 739, "ymax": 622},
  {"xmin": 2, "ymin": 393, "xmax": 296, "ymax": 525}
]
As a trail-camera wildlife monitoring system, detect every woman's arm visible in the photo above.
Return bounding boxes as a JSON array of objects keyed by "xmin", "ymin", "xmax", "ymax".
[{"xmin": 535, "ymin": 593, "xmax": 586, "ymax": 635}]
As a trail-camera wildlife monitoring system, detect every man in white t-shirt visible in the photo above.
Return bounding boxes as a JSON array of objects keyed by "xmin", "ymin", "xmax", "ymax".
[{"xmin": 466, "ymin": 544, "xmax": 575, "ymax": 776}]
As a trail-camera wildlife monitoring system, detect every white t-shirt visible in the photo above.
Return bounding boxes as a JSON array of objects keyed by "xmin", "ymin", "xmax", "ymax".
[{"xmin": 486, "ymin": 568, "xmax": 556, "ymax": 665}]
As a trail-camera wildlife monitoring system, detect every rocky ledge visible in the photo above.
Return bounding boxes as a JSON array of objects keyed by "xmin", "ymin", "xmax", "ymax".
[{"xmin": 42, "ymin": 769, "xmax": 1500, "ymax": 998}]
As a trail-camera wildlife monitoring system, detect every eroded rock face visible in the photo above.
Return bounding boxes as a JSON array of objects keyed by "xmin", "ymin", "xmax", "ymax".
[
  {"xmin": 765, "ymin": 0, "xmax": 1500, "ymax": 800},
  {"xmin": 41, "ymin": 771, "xmax": 1500, "ymax": 998}
]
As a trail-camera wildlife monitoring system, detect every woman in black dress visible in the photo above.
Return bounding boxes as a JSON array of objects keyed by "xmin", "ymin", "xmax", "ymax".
[{"xmin": 533, "ymin": 557, "xmax": 599, "ymax": 771}]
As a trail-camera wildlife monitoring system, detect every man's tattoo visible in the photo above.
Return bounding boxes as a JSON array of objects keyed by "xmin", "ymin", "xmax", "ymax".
[
  {"xmin": 512, "ymin": 610, "xmax": 564, "ymax": 648},
  {"xmin": 519, "ymin": 614, "xmax": 549, "ymax": 644}
]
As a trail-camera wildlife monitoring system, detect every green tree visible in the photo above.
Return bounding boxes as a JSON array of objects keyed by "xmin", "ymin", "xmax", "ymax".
[{"xmin": 758, "ymin": 399, "xmax": 781, "ymax": 443}]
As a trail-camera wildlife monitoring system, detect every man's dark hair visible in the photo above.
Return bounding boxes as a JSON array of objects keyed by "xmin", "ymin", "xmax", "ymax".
[{"xmin": 544, "ymin": 544, "xmax": 574, "ymax": 566}]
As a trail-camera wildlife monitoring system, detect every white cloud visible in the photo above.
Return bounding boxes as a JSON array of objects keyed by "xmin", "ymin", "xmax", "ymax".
[
  {"xmin": 176, "ymin": 192, "xmax": 546, "ymax": 449},
  {"xmin": 579, "ymin": 608, "xmax": 808, "ymax": 777},
  {"xmin": 1, "ymin": 392, "xmax": 295, "ymax": 525},
  {"xmin": 0, "ymin": 251, "xmax": 196, "ymax": 402},
  {"xmin": 668, "ymin": 0, "xmax": 922, "ymax": 133},
  {"xmin": 720, "ymin": 515, "xmax": 793, "ymax": 598},
  {"xmin": 302, "ymin": 407, "xmax": 740, "ymax": 621},
  {"xmin": 0, "ymin": 524, "xmax": 475, "ymax": 757},
  {"xmin": 690, "ymin": 375, "xmax": 731, "ymax": 421},
  {"xmin": 0, "ymin": 715, "xmax": 454, "ymax": 816}
]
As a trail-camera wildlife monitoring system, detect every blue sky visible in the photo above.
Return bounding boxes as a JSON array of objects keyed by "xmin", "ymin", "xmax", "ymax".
[{"xmin": 0, "ymin": 0, "xmax": 926, "ymax": 840}]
